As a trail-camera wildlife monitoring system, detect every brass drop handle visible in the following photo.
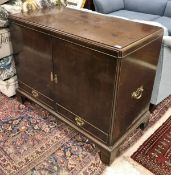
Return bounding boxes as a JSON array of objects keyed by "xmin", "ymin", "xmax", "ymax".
[
  {"xmin": 50, "ymin": 72, "xmax": 58, "ymax": 84},
  {"xmin": 132, "ymin": 86, "xmax": 144, "ymax": 100},
  {"xmin": 75, "ymin": 117, "xmax": 85, "ymax": 127},
  {"xmin": 54, "ymin": 74, "xmax": 58, "ymax": 84},
  {"xmin": 32, "ymin": 90, "xmax": 39, "ymax": 98}
]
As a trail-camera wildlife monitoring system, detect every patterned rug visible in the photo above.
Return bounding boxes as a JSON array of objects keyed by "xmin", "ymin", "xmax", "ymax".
[
  {"xmin": 0, "ymin": 93, "xmax": 171, "ymax": 175},
  {"xmin": 131, "ymin": 114, "xmax": 171, "ymax": 175},
  {"xmin": 0, "ymin": 94, "xmax": 105, "ymax": 175}
]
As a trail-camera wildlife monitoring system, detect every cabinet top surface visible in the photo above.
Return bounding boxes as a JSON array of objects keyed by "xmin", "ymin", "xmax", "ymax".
[{"xmin": 9, "ymin": 7, "xmax": 163, "ymax": 51}]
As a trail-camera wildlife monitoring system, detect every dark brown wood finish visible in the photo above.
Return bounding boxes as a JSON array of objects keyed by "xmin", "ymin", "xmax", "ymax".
[
  {"xmin": 10, "ymin": 8, "xmax": 162, "ymax": 57},
  {"xmin": 110, "ymin": 36, "xmax": 163, "ymax": 145},
  {"xmin": 52, "ymin": 37, "xmax": 117, "ymax": 142},
  {"xmin": 10, "ymin": 24, "xmax": 54, "ymax": 108},
  {"xmin": 9, "ymin": 7, "xmax": 163, "ymax": 165}
]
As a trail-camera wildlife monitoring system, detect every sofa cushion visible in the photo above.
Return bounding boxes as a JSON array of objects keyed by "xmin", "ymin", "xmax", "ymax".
[
  {"xmin": 164, "ymin": 1, "xmax": 171, "ymax": 17},
  {"xmin": 154, "ymin": 16, "xmax": 171, "ymax": 35},
  {"xmin": 163, "ymin": 36, "xmax": 171, "ymax": 48},
  {"xmin": 93, "ymin": 0, "xmax": 124, "ymax": 14},
  {"xmin": 109, "ymin": 10, "xmax": 160, "ymax": 21},
  {"xmin": 124, "ymin": 0, "xmax": 167, "ymax": 16}
]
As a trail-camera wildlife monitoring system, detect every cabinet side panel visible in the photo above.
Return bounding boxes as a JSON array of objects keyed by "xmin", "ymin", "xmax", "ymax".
[
  {"xmin": 111, "ymin": 37, "xmax": 163, "ymax": 144},
  {"xmin": 10, "ymin": 24, "xmax": 54, "ymax": 102}
]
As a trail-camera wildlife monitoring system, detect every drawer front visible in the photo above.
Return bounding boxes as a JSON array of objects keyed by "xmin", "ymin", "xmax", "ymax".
[
  {"xmin": 112, "ymin": 37, "xmax": 162, "ymax": 144},
  {"xmin": 52, "ymin": 37, "xmax": 117, "ymax": 136},
  {"xmin": 19, "ymin": 81, "xmax": 54, "ymax": 109},
  {"xmin": 56, "ymin": 103, "xmax": 108, "ymax": 143}
]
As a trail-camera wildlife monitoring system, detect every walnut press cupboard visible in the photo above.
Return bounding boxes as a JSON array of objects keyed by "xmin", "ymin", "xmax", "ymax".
[{"xmin": 9, "ymin": 7, "xmax": 163, "ymax": 165}]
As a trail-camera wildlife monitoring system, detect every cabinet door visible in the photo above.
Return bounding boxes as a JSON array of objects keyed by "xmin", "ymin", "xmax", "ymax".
[
  {"xmin": 52, "ymin": 37, "xmax": 117, "ymax": 142},
  {"xmin": 11, "ymin": 24, "xmax": 54, "ymax": 108}
]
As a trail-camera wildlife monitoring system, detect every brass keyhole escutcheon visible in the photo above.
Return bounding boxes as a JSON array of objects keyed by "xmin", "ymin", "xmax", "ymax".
[
  {"xmin": 75, "ymin": 117, "xmax": 85, "ymax": 127},
  {"xmin": 32, "ymin": 90, "xmax": 39, "ymax": 98},
  {"xmin": 132, "ymin": 86, "xmax": 144, "ymax": 100}
]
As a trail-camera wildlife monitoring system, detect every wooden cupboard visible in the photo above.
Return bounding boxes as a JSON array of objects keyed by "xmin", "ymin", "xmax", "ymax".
[{"xmin": 9, "ymin": 7, "xmax": 163, "ymax": 164}]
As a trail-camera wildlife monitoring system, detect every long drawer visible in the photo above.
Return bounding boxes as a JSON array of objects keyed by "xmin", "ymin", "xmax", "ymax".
[
  {"xmin": 19, "ymin": 81, "xmax": 54, "ymax": 109},
  {"xmin": 56, "ymin": 103, "xmax": 109, "ymax": 143}
]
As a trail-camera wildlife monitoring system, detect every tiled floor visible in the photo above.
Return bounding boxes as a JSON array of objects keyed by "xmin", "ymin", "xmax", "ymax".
[{"xmin": 102, "ymin": 108, "xmax": 171, "ymax": 175}]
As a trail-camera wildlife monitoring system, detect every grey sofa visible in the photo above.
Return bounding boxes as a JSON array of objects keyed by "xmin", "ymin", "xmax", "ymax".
[
  {"xmin": 93, "ymin": 0, "xmax": 171, "ymax": 35},
  {"xmin": 93, "ymin": 0, "xmax": 171, "ymax": 105},
  {"xmin": 151, "ymin": 36, "xmax": 171, "ymax": 104}
]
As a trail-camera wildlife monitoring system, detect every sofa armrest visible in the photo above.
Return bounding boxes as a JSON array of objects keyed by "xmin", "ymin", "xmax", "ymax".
[
  {"xmin": 163, "ymin": 36, "xmax": 171, "ymax": 48},
  {"xmin": 93, "ymin": 0, "xmax": 124, "ymax": 14}
]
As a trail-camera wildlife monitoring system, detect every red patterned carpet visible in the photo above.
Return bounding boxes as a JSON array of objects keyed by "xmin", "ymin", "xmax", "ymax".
[
  {"xmin": 0, "ymin": 93, "xmax": 171, "ymax": 175},
  {"xmin": 131, "ymin": 112, "xmax": 171, "ymax": 175}
]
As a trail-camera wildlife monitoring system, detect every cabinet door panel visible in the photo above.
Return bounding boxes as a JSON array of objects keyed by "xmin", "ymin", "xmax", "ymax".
[
  {"xmin": 11, "ymin": 24, "xmax": 53, "ymax": 104},
  {"xmin": 52, "ymin": 37, "xmax": 117, "ymax": 135}
]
